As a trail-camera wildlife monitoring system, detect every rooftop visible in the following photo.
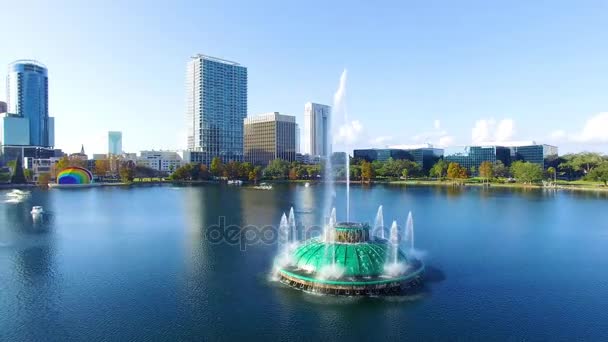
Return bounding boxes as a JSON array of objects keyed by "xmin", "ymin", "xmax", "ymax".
[{"xmin": 191, "ymin": 54, "xmax": 241, "ymax": 66}]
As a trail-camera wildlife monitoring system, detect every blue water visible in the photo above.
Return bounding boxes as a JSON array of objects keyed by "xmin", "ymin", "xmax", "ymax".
[{"xmin": 1, "ymin": 184, "xmax": 608, "ymax": 340}]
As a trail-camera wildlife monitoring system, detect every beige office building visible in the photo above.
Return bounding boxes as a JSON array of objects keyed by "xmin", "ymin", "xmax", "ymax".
[{"xmin": 244, "ymin": 112, "xmax": 296, "ymax": 166}]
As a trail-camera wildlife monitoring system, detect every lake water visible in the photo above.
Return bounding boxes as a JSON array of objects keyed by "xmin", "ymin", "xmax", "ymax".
[{"xmin": 1, "ymin": 184, "xmax": 608, "ymax": 340}]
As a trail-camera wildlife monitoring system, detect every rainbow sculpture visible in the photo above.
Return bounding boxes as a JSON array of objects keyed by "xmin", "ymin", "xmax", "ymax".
[{"xmin": 57, "ymin": 167, "xmax": 93, "ymax": 185}]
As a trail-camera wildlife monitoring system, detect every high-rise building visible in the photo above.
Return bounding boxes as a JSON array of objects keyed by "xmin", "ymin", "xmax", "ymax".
[
  {"xmin": 186, "ymin": 54, "xmax": 247, "ymax": 165},
  {"xmin": 244, "ymin": 112, "xmax": 296, "ymax": 166},
  {"xmin": 6, "ymin": 60, "xmax": 54, "ymax": 147},
  {"xmin": 295, "ymin": 123, "xmax": 300, "ymax": 154},
  {"xmin": 0, "ymin": 101, "xmax": 7, "ymax": 113},
  {"xmin": 303, "ymin": 102, "xmax": 331, "ymax": 157},
  {"xmin": 108, "ymin": 131, "xmax": 123, "ymax": 155}
]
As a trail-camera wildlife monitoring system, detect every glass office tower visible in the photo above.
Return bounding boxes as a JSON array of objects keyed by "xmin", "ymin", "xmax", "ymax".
[
  {"xmin": 108, "ymin": 131, "xmax": 123, "ymax": 155},
  {"xmin": 6, "ymin": 60, "xmax": 52, "ymax": 147},
  {"xmin": 186, "ymin": 54, "xmax": 247, "ymax": 165}
]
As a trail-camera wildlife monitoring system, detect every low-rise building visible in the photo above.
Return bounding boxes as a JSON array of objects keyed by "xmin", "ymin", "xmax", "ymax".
[
  {"xmin": 354, "ymin": 145, "xmax": 443, "ymax": 173},
  {"xmin": 444, "ymin": 142, "xmax": 558, "ymax": 171},
  {"xmin": 137, "ymin": 151, "xmax": 183, "ymax": 172}
]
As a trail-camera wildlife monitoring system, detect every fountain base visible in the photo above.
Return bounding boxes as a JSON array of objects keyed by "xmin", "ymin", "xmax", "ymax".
[
  {"xmin": 275, "ymin": 222, "xmax": 425, "ymax": 296},
  {"xmin": 278, "ymin": 259, "xmax": 424, "ymax": 296}
]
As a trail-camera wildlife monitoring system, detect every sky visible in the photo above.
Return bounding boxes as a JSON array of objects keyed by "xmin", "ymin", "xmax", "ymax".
[{"xmin": 1, "ymin": 0, "xmax": 608, "ymax": 155}]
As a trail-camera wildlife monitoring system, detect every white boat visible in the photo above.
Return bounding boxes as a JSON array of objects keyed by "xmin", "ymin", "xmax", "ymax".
[
  {"xmin": 304, "ymin": 182, "xmax": 310, "ymax": 187},
  {"xmin": 7, "ymin": 189, "xmax": 30, "ymax": 198},
  {"xmin": 31, "ymin": 206, "xmax": 44, "ymax": 217},
  {"xmin": 254, "ymin": 182, "xmax": 273, "ymax": 190},
  {"xmin": 227, "ymin": 180, "xmax": 243, "ymax": 186}
]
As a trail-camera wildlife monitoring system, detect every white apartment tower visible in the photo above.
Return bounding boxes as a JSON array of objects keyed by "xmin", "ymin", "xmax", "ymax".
[{"xmin": 303, "ymin": 102, "xmax": 331, "ymax": 157}]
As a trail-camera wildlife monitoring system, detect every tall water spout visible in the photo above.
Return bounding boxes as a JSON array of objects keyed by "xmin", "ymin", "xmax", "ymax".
[
  {"xmin": 288, "ymin": 207, "xmax": 296, "ymax": 243},
  {"xmin": 389, "ymin": 220, "xmax": 399, "ymax": 265},
  {"xmin": 406, "ymin": 211, "xmax": 414, "ymax": 251},
  {"xmin": 278, "ymin": 213, "xmax": 289, "ymax": 257},
  {"xmin": 332, "ymin": 69, "xmax": 350, "ymax": 222},
  {"xmin": 374, "ymin": 205, "xmax": 384, "ymax": 239}
]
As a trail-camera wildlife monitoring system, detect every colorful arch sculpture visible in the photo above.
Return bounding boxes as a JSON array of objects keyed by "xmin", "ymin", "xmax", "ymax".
[{"xmin": 57, "ymin": 167, "xmax": 93, "ymax": 185}]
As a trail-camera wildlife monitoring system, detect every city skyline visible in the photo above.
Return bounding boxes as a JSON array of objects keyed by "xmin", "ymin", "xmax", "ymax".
[{"xmin": 1, "ymin": 1, "xmax": 608, "ymax": 155}]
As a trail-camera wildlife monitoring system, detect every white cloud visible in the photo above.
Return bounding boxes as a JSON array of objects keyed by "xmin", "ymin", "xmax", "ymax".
[
  {"xmin": 548, "ymin": 112, "xmax": 608, "ymax": 144},
  {"xmin": 369, "ymin": 135, "xmax": 394, "ymax": 147},
  {"xmin": 334, "ymin": 120, "xmax": 363, "ymax": 146},
  {"xmin": 471, "ymin": 118, "xmax": 516, "ymax": 144},
  {"xmin": 438, "ymin": 135, "xmax": 455, "ymax": 147},
  {"xmin": 573, "ymin": 112, "xmax": 608, "ymax": 143},
  {"xmin": 392, "ymin": 119, "xmax": 454, "ymax": 147}
]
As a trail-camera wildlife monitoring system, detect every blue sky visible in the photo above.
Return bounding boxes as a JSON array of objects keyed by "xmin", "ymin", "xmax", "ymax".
[{"xmin": 1, "ymin": 0, "xmax": 608, "ymax": 154}]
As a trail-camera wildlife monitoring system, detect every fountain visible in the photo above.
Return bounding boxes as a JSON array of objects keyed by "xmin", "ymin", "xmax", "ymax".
[
  {"xmin": 374, "ymin": 205, "xmax": 385, "ymax": 239},
  {"xmin": 272, "ymin": 71, "xmax": 424, "ymax": 295}
]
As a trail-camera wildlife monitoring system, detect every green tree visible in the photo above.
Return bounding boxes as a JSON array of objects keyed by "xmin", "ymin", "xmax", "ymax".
[
  {"xmin": 171, "ymin": 164, "xmax": 193, "ymax": 180},
  {"xmin": 559, "ymin": 152, "xmax": 604, "ymax": 178},
  {"xmin": 10, "ymin": 157, "xmax": 27, "ymax": 184},
  {"xmin": 239, "ymin": 162, "xmax": 253, "ymax": 180},
  {"xmin": 586, "ymin": 162, "xmax": 608, "ymax": 185},
  {"xmin": 134, "ymin": 165, "xmax": 157, "ymax": 180},
  {"xmin": 546, "ymin": 166, "xmax": 557, "ymax": 182},
  {"xmin": 493, "ymin": 160, "xmax": 509, "ymax": 178},
  {"xmin": 210, "ymin": 157, "xmax": 224, "ymax": 178},
  {"xmin": 264, "ymin": 159, "xmax": 290, "ymax": 179},
  {"xmin": 510, "ymin": 161, "xmax": 543, "ymax": 184},
  {"xmin": 249, "ymin": 166, "xmax": 262, "ymax": 183},
  {"xmin": 429, "ymin": 159, "xmax": 448, "ymax": 179}
]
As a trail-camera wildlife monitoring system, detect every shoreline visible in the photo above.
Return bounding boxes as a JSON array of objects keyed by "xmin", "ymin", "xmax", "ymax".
[{"xmin": 5, "ymin": 179, "xmax": 607, "ymax": 193}]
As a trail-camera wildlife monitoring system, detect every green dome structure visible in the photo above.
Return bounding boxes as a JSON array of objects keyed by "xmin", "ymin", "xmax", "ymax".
[{"xmin": 276, "ymin": 222, "xmax": 424, "ymax": 296}]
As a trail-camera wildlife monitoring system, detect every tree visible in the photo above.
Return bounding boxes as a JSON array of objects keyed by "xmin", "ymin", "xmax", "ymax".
[
  {"xmin": 210, "ymin": 157, "xmax": 224, "ymax": 178},
  {"xmin": 586, "ymin": 162, "xmax": 608, "ymax": 185},
  {"xmin": 199, "ymin": 164, "xmax": 211, "ymax": 180},
  {"xmin": 224, "ymin": 161, "xmax": 240, "ymax": 180},
  {"xmin": 350, "ymin": 165, "xmax": 361, "ymax": 181},
  {"xmin": 560, "ymin": 152, "xmax": 603, "ymax": 175},
  {"xmin": 361, "ymin": 160, "xmax": 374, "ymax": 183},
  {"xmin": 37, "ymin": 173, "xmax": 50, "ymax": 187},
  {"xmin": 478, "ymin": 161, "xmax": 494, "ymax": 183},
  {"xmin": 170, "ymin": 164, "xmax": 193, "ymax": 180},
  {"xmin": 94, "ymin": 159, "xmax": 110, "ymax": 177},
  {"xmin": 56, "ymin": 156, "xmax": 70, "ymax": 172},
  {"xmin": 546, "ymin": 166, "xmax": 557, "ymax": 182},
  {"xmin": 447, "ymin": 162, "xmax": 467, "ymax": 184},
  {"xmin": 118, "ymin": 161, "xmax": 135, "ymax": 183},
  {"xmin": 493, "ymin": 160, "xmax": 509, "ymax": 178},
  {"xmin": 239, "ymin": 162, "xmax": 253, "ymax": 180},
  {"xmin": 429, "ymin": 159, "xmax": 448, "ymax": 179},
  {"xmin": 249, "ymin": 166, "xmax": 262, "ymax": 183},
  {"xmin": 264, "ymin": 159, "xmax": 290, "ymax": 179},
  {"xmin": 289, "ymin": 167, "xmax": 298, "ymax": 180},
  {"xmin": 134, "ymin": 165, "xmax": 157, "ymax": 180},
  {"xmin": 10, "ymin": 157, "xmax": 27, "ymax": 184},
  {"xmin": 510, "ymin": 161, "xmax": 543, "ymax": 184}
]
